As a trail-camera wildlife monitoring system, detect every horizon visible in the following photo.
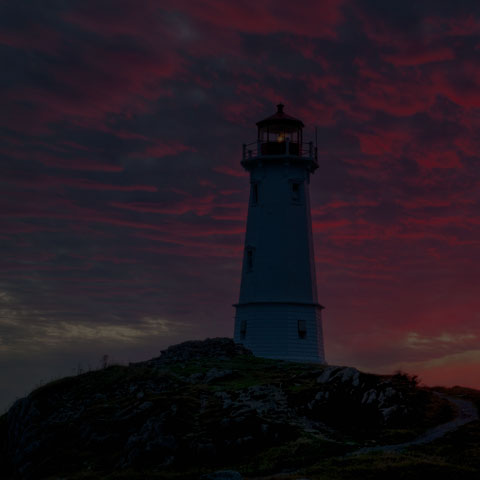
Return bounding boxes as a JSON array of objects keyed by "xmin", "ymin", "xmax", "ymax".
[{"xmin": 1, "ymin": 1, "xmax": 480, "ymax": 412}]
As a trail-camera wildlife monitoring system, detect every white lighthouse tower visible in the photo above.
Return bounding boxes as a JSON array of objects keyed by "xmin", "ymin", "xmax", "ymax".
[{"xmin": 233, "ymin": 104, "xmax": 325, "ymax": 363}]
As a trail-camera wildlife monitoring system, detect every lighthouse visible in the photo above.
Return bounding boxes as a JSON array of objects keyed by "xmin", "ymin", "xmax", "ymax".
[{"xmin": 233, "ymin": 104, "xmax": 325, "ymax": 363}]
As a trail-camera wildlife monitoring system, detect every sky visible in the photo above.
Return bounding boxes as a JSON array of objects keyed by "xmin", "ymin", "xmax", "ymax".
[{"xmin": 1, "ymin": 0, "xmax": 480, "ymax": 412}]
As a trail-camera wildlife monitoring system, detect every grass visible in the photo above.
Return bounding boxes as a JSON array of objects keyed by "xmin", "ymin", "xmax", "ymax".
[{"xmin": 294, "ymin": 451, "xmax": 478, "ymax": 480}]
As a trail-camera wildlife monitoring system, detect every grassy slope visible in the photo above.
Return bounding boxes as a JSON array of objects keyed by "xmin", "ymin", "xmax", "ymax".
[{"xmin": 0, "ymin": 356, "xmax": 478, "ymax": 480}]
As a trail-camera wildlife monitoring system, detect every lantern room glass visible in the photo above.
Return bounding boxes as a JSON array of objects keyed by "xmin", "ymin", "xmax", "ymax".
[
  {"xmin": 258, "ymin": 125, "xmax": 302, "ymax": 156},
  {"xmin": 259, "ymin": 126, "xmax": 302, "ymax": 143}
]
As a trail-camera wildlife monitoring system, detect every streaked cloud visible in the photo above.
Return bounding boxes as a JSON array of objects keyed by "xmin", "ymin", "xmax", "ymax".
[{"xmin": 1, "ymin": 0, "xmax": 479, "ymax": 410}]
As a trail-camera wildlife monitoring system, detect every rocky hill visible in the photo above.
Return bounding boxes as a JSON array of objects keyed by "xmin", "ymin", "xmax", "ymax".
[{"xmin": 1, "ymin": 338, "xmax": 479, "ymax": 479}]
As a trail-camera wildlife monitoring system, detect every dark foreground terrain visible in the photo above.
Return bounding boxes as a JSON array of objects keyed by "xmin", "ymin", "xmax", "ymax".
[{"xmin": 1, "ymin": 338, "xmax": 479, "ymax": 479}]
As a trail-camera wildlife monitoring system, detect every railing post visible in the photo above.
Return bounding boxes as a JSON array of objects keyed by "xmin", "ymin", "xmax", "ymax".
[
  {"xmin": 309, "ymin": 141, "xmax": 313, "ymax": 158},
  {"xmin": 257, "ymin": 140, "xmax": 261, "ymax": 157},
  {"xmin": 286, "ymin": 139, "xmax": 289, "ymax": 155},
  {"xmin": 243, "ymin": 144, "xmax": 246, "ymax": 160}
]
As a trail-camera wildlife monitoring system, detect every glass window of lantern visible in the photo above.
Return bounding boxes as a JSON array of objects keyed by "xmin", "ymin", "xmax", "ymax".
[
  {"xmin": 288, "ymin": 130, "xmax": 298, "ymax": 143},
  {"xmin": 268, "ymin": 125, "xmax": 284, "ymax": 142}
]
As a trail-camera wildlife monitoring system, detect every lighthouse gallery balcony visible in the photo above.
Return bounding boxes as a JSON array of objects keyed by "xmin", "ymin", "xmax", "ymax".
[{"xmin": 242, "ymin": 139, "xmax": 318, "ymax": 172}]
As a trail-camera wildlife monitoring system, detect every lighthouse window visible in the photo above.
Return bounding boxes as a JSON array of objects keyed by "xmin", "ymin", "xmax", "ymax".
[
  {"xmin": 298, "ymin": 320, "xmax": 307, "ymax": 339},
  {"xmin": 291, "ymin": 182, "xmax": 302, "ymax": 203},
  {"xmin": 240, "ymin": 319, "xmax": 247, "ymax": 340},
  {"xmin": 251, "ymin": 183, "xmax": 259, "ymax": 205},
  {"xmin": 246, "ymin": 246, "xmax": 255, "ymax": 271}
]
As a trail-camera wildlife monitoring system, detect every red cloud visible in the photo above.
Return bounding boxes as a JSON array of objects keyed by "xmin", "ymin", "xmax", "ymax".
[
  {"xmin": 76, "ymin": 254, "xmax": 139, "ymax": 265},
  {"xmin": 395, "ymin": 193, "xmax": 474, "ymax": 210},
  {"xmin": 0, "ymin": 25, "xmax": 61, "ymax": 54},
  {"xmin": 353, "ymin": 120, "xmax": 465, "ymax": 173},
  {"xmin": 430, "ymin": 63, "xmax": 480, "ymax": 109},
  {"xmin": 33, "ymin": 153, "xmax": 123, "ymax": 172},
  {"xmin": 427, "ymin": 15, "xmax": 480, "ymax": 38},
  {"xmin": 62, "ymin": 2, "xmax": 161, "ymax": 38},
  {"xmin": 410, "ymin": 149, "xmax": 462, "ymax": 169},
  {"xmin": 356, "ymin": 129, "xmax": 410, "ymax": 156},
  {"xmin": 4, "ymin": 36, "xmax": 181, "ymax": 137},
  {"xmin": 2, "ymin": 0, "xmax": 480, "ymax": 399},
  {"xmin": 138, "ymin": 243, "xmax": 242, "ymax": 259},
  {"xmin": 312, "ymin": 219, "xmax": 350, "ymax": 232},
  {"xmin": 222, "ymin": 100, "xmax": 262, "ymax": 125},
  {"xmin": 140, "ymin": 142, "xmax": 195, "ymax": 158},
  {"xmin": 131, "ymin": 224, "xmax": 246, "ymax": 259},
  {"xmin": 3, "ymin": 171, "xmax": 158, "ymax": 194},
  {"xmin": 213, "ymin": 165, "xmax": 248, "ymax": 178},
  {"xmin": 382, "ymin": 46, "xmax": 455, "ymax": 67},
  {"xmin": 355, "ymin": 72, "xmax": 436, "ymax": 117},
  {"xmin": 111, "ymin": 195, "xmax": 216, "ymax": 216},
  {"xmin": 401, "ymin": 215, "xmax": 478, "ymax": 229},
  {"xmin": 312, "ymin": 198, "xmax": 379, "ymax": 216},
  {"xmin": 172, "ymin": 0, "xmax": 345, "ymax": 39}
]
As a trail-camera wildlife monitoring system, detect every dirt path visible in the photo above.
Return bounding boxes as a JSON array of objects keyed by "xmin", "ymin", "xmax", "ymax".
[
  {"xmin": 247, "ymin": 394, "xmax": 479, "ymax": 479},
  {"xmin": 351, "ymin": 393, "xmax": 479, "ymax": 456}
]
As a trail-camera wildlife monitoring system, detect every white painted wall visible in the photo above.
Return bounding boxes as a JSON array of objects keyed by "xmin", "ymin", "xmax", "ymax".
[
  {"xmin": 234, "ymin": 303, "xmax": 324, "ymax": 362},
  {"xmin": 234, "ymin": 158, "xmax": 325, "ymax": 363}
]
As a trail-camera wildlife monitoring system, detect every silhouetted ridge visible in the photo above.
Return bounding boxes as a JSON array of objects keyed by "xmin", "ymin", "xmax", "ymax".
[
  {"xmin": 146, "ymin": 337, "xmax": 253, "ymax": 366},
  {"xmin": 0, "ymin": 337, "xmax": 478, "ymax": 480}
]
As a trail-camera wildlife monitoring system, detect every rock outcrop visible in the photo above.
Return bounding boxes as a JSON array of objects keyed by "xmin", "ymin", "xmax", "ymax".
[
  {"xmin": 146, "ymin": 337, "xmax": 253, "ymax": 366},
  {"xmin": 0, "ymin": 338, "xmax": 462, "ymax": 480}
]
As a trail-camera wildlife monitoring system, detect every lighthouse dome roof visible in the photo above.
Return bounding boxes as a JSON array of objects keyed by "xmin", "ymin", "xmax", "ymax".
[{"xmin": 256, "ymin": 104, "xmax": 304, "ymax": 128}]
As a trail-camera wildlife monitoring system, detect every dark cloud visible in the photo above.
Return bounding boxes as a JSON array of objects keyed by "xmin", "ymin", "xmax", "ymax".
[{"xmin": 1, "ymin": 0, "xmax": 480, "ymax": 411}]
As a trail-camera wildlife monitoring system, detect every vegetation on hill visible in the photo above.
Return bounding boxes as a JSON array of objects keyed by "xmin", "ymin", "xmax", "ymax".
[{"xmin": 0, "ymin": 338, "xmax": 478, "ymax": 479}]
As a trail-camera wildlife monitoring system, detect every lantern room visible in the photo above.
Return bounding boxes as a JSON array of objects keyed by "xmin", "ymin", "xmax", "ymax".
[
  {"xmin": 257, "ymin": 103, "xmax": 304, "ymax": 156},
  {"xmin": 241, "ymin": 104, "xmax": 317, "ymax": 173}
]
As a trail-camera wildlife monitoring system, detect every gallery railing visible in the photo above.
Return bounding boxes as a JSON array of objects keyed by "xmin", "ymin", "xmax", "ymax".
[{"xmin": 242, "ymin": 140, "xmax": 317, "ymax": 163}]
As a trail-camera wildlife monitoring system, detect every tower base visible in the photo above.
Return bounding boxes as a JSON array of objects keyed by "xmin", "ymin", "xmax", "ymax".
[{"xmin": 233, "ymin": 302, "xmax": 325, "ymax": 363}]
